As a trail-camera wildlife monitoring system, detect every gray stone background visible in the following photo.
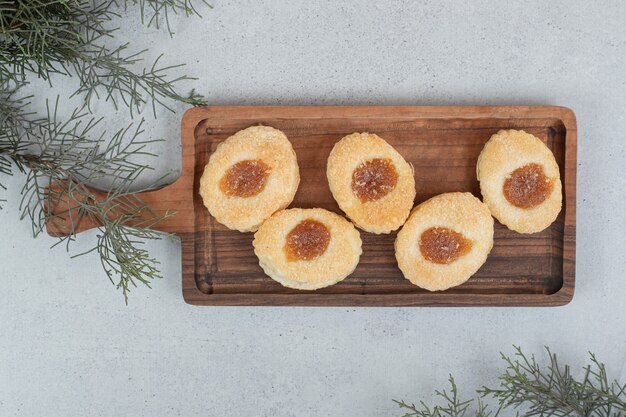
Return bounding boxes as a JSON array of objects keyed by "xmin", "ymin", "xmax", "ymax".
[{"xmin": 1, "ymin": 1, "xmax": 625, "ymax": 416}]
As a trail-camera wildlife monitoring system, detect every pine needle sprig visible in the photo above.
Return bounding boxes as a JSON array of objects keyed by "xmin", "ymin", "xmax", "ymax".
[
  {"xmin": 0, "ymin": 0, "xmax": 119, "ymax": 82},
  {"xmin": 394, "ymin": 376, "xmax": 491, "ymax": 417},
  {"xmin": 88, "ymin": 186, "xmax": 175, "ymax": 303},
  {"xmin": 1, "ymin": 1, "xmax": 209, "ymax": 301},
  {"xmin": 69, "ymin": 43, "xmax": 206, "ymax": 116},
  {"xmin": 123, "ymin": 0, "xmax": 212, "ymax": 36},
  {"xmin": 0, "ymin": 82, "xmax": 32, "ymax": 186},
  {"xmin": 0, "ymin": 0, "xmax": 208, "ymax": 115},
  {"xmin": 479, "ymin": 346, "xmax": 626, "ymax": 417},
  {"xmin": 1, "ymin": 88, "xmax": 175, "ymax": 302},
  {"xmin": 395, "ymin": 347, "xmax": 626, "ymax": 417}
]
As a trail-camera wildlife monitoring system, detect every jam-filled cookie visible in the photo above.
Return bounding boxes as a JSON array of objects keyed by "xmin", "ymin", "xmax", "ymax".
[
  {"xmin": 253, "ymin": 208, "xmax": 362, "ymax": 290},
  {"xmin": 477, "ymin": 129, "xmax": 562, "ymax": 234},
  {"xmin": 199, "ymin": 126, "xmax": 300, "ymax": 232},
  {"xmin": 395, "ymin": 192, "xmax": 494, "ymax": 291},
  {"xmin": 327, "ymin": 133, "xmax": 416, "ymax": 234}
]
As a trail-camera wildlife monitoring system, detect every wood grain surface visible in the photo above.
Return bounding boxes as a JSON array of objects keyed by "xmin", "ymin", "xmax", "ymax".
[{"xmin": 47, "ymin": 106, "xmax": 577, "ymax": 307}]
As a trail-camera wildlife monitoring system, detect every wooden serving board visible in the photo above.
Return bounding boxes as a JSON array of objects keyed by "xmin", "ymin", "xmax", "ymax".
[{"xmin": 48, "ymin": 106, "xmax": 577, "ymax": 306}]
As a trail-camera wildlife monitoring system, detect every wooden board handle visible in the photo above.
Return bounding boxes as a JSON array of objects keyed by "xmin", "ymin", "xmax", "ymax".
[
  {"xmin": 44, "ymin": 107, "xmax": 204, "ymax": 237},
  {"xmin": 45, "ymin": 179, "xmax": 189, "ymax": 236}
]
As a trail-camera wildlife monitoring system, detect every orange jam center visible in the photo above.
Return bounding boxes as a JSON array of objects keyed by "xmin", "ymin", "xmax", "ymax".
[
  {"xmin": 351, "ymin": 158, "xmax": 399, "ymax": 202},
  {"xmin": 285, "ymin": 219, "xmax": 331, "ymax": 261},
  {"xmin": 419, "ymin": 227, "xmax": 472, "ymax": 264},
  {"xmin": 219, "ymin": 159, "xmax": 270, "ymax": 198},
  {"xmin": 503, "ymin": 163, "xmax": 554, "ymax": 209}
]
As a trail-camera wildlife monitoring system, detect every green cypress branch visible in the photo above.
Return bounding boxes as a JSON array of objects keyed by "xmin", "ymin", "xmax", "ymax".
[
  {"xmin": 1, "ymin": 93, "xmax": 175, "ymax": 302},
  {"xmin": 124, "ymin": 0, "xmax": 212, "ymax": 36},
  {"xmin": 394, "ymin": 347, "xmax": 626, "ymax": 417},
  {"xmin": 0, "ymin": 0, "xmax": 209, "ymax": 301},
  {"xmin": 0, "ymin": 0, "xmax": 208, "ymax": 114}
]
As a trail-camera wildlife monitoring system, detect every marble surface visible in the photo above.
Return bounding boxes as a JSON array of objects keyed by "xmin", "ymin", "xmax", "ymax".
[{"xmin": 1, "ymin": 1, "xmax": 625, "ymax": 416}]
